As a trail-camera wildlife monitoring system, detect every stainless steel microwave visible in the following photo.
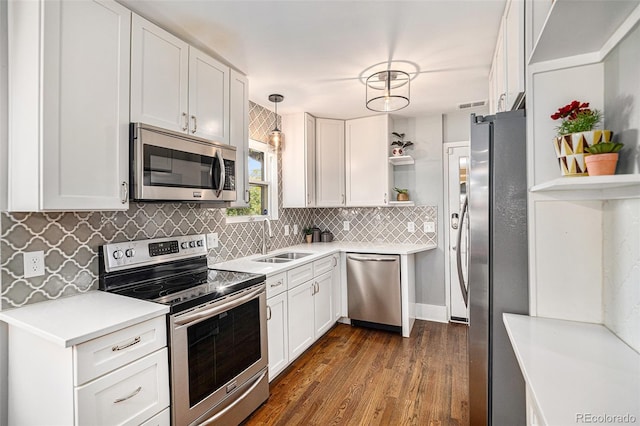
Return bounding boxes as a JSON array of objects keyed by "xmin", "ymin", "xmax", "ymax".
[{"xmin": 130, "ymin": 123, "xmax": 236, "ymax": 202}]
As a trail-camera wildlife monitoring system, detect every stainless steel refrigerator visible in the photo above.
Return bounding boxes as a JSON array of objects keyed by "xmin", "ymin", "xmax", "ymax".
[{"xmin": 465, "ymin": 109, "xmax": 529, "ymax": 425}]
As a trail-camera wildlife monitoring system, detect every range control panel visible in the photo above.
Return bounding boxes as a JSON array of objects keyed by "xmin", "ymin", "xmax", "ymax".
[{"xmin": 102, "ymin": 234, "xmax": 207, "ymax": 272}]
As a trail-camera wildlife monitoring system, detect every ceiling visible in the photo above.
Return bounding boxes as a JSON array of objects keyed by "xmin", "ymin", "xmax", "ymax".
[{"xmin": 120, "ymin": 0, "xmax": 507, "ymax": 119}]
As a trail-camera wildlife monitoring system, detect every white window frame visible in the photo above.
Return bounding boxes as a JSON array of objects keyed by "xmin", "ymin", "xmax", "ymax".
[{"xmin": 225, "ymin": 139, "xmax": 279, "ymax": 224}]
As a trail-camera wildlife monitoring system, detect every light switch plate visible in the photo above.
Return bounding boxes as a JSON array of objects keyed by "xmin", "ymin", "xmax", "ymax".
[
  {"xmin": 343, "ymin": 221, "xmax": 350, "ymax": 231},
  {"xmin": 293, "ymin": 224, "xmax": 299, "ymax": 235},
  {"xmin": 207, "ymin": 233, "xmax": 219, "ymax": 249},
  {"xmin": 424, "ymin": 222, "xmax": 436, "ymax": 233},
  {"xmin": 407, "ymin": 222, "xmax": 415, "ymax": 233},
  {"xmin": 284, "ymin": 225, "xmax": 290, "ymax": 236},
  {"xmin": 24, "ymin": 251, "xmax": 45, "ymax": 278}
]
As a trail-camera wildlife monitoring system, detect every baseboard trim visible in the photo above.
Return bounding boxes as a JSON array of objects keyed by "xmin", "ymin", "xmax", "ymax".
[{"xmin": 415, "ymin": 303, "xmax": 448, "ymax": 323}]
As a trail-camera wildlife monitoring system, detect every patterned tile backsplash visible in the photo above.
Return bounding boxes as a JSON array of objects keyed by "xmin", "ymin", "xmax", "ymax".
[{"xmin": 0, "ymin": 101, "xmax": 437, "ymax": 310}]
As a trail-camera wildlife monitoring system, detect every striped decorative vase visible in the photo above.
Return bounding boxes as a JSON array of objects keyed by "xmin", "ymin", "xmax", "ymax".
[{"xmin": 552, "ymin": 130, "xmax": 613, "ymax": 176}]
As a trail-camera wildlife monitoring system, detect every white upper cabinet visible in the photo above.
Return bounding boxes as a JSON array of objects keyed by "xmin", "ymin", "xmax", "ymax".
[
  {"xmin": 188, "ymin": 47, "xmax": 230, "ymax": 143},
  {"xmin": 7, "ymin": 0, "xmax": 131, "ymax": 211},
  {"xmin": 130, "ymin": 14, "xmax": 189, "ymax": 133},
  {"xmin": 315, "ymin": 118, "xmax": 346, "ymax": 207},
  {"xmin": 282, "ymin": 113, "xmax": 316, "ymax": 208},
  {"xmin": 345, "ymin": 115, "xmax": 391, "ymax": 206},
  {"xmin": 229, "ymin": 70, "xmax": 249, "ymax": 207},
  {"xmin": 489, "ymin": 0, "xmax": 525, "ymax": 113},
  {"xmin": 131, "ymin": 14, "xmax": 230, "ymax": 143}
]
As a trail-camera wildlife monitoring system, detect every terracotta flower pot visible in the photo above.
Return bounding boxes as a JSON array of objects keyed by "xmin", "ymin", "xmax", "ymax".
[
  {"xmin": 397, "ymin": 192, "xmax": 409, "ymax": 201},
  {"xmin": 585, "ymin": 153, "xmax": 618, "ymax": 176},
  {"xmin": 552, "ymin": 130, "xmax": 613, "ymax": 176}
]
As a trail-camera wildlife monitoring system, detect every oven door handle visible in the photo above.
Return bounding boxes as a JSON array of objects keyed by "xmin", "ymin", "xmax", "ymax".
[{"xmin": 174, "ymin": 285, "xmax": 265, "ymax": 327}]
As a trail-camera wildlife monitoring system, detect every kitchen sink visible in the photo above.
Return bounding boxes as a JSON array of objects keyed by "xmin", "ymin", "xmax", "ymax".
[
  {"xmin": 252, "ymin": 257, "xmax": 293, "ymax": 263},
  {"xmin": 272, "ymin": 252, "xmax": 312, "ymax": 260}
]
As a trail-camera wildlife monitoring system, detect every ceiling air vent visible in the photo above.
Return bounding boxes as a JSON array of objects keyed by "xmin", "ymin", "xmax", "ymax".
[{"xmin": 457, "ymin": 100, "xmax": 487, "ymax": 110}]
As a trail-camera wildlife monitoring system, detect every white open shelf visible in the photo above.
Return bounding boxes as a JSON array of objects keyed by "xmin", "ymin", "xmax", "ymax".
[
  {"xmin": 388, "ymin": 155, "xmax": 414, "ymax": 166},
  {"xmin": 530, "ymin": 174, "xmax": 640, "ymax": 200},
  {"xmin": 529, "ymin": 0, "xmax": 640, "ymax": 64},
  {"xmin": 388, "ymin": 201, "xmax": 415, "ymax": 207}
]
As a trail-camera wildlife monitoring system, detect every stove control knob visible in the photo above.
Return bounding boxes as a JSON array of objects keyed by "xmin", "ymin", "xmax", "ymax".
[
  {"xmin": 189, "ymin": 241, "xmax": 196, "ymax": 248},
  {"xmin": 180, "ymin": 242, "xmax": 189, "ymax": 249},
  {"xmin": 196, "ymin": 240, "xmax": 203, "ymax": 247},
  {"xmin": 125, "ymin": 249, "xmax": 135, "ymax": 258},
  {"xmin": 112, "ymin": 250, "xmax": 124, "ymax": 260}
]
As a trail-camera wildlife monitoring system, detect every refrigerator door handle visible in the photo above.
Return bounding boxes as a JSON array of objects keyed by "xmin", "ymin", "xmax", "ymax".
[{"xmin": 456, "ymin": 195, "xmax": 469, "ymax": 307}]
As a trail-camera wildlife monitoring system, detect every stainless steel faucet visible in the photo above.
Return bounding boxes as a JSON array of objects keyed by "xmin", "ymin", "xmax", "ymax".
[{"xmin": 262, "ymin": 218, "xmax": 273, "ymax": 254}]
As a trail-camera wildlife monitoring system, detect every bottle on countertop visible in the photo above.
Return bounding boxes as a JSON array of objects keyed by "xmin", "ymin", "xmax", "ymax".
[
  {"xmin": 321, "ymin": 230, "xmax": 333, "ymax": 242},
  {"xmin": 312, "ymin": 227, "xmax": 321, "ymax": 243}
]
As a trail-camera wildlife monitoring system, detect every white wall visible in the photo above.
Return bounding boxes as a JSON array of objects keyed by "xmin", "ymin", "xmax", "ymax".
[
  {"xmin": 443, "ymin": 107, "xmax": 488, "ymax": 143},
  {"xmin": 0, "ymin": 0, "xmax": 8, "ymax": 423}
]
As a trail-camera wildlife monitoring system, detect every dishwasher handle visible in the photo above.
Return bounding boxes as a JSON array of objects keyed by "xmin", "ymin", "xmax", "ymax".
[{"xmin": 347, "ymin": 255, "xmax": 398, "ymax": 262}]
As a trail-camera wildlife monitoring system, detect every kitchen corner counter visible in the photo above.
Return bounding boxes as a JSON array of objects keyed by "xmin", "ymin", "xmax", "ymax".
[
  {"xmin": 503, "ymin": 313, "xmax": 640, "ymax": 425},
  {"xmin": 211, "ymin": 241, "xmax": 436, "ymax": 275},
  {"xmin": 0, "ymin": 291, "xmax": 169, "ymax": 347}
]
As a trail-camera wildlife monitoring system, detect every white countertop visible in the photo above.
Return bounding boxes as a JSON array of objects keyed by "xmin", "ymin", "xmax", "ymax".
[
  {"xmin": 0, "ymin": 291, "xmax": 169, "ymax": 348},
  {"xmin": 503, "ymin": 314, "xmax": 640, "ymax": 425},
  {"xmin": 211, "ymin": 241, "xmax": 436, "ymax": 275}
]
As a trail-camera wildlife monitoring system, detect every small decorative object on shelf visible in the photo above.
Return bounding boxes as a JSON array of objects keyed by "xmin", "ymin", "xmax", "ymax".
[
  {"xmin": 394, "ymin": 187, "xmax": 409, "ymax": 201},
  {"xmin": 391, "ymin": 132, "xmax": 414, "ymax": 157},
  {"xmin": 584, "ymin": 141, "xmax": 624, "ymax": 176},
  {"xmin": 550, "ymin": 100, "xmax": 612, "ymax": 176},
  {"xmin": 303, "ymin": 226, "xmax": 313, "ymax": 243}
]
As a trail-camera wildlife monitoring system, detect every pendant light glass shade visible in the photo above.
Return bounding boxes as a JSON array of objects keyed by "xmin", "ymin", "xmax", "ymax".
[
  {"xmin": 366, "ymin": 70, "xmax": 410, "ymax": 112},
  {"xmin": 267, "ymin": 94, "xmax": 284, "ymax": 150}
]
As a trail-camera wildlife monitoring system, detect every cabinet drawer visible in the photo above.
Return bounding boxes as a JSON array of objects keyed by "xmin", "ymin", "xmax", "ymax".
[
  {"xmin": 75, "ymin": 348, "xmax": 170, "ymax": 426},
  {"xmin": 74, "ymin": 316, "xmax": 166, "ymax": 386},
  {"xmin": 287, "ymin": 263, "xmax": 314, "ymax": 289},
  {"xmin": 313, "ymin": 255, "xmax": 336, "ymax": 276},
  {"xmin": 140, "ymin": 407, "xmax": 170, "ymax": 426},
  {"xmin": 266, "ymin": 272, "xmax": 287, "ymax": 298}
]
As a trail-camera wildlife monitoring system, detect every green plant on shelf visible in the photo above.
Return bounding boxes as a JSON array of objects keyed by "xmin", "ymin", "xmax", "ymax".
[{"xmin": 585, "ymin": 142, "xmax": 624, "ymax": 154}]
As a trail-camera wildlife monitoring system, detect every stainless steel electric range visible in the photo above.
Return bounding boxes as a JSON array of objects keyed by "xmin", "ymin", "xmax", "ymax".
[{"xmin": 99, "ymin": 234, "xmax": 268, "ymax": 426}]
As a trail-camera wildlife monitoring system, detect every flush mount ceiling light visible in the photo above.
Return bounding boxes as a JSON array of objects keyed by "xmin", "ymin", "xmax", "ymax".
[
  {"xmin": 366, "ymin": 70, "xmax": 410, "ymax": 112},
  {"xmin": 268, "ymin": 94, "xmax": 284, "ymax": 150}
]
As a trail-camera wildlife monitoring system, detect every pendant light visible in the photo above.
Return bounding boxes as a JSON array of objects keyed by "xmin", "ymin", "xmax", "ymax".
[
  {"xmin": 268, "ymin": 94, "xmax": 284, "ymax": 150},
  {"xmin": 366, "ymin": 70, "xmax": 410, "ymax": 112}
]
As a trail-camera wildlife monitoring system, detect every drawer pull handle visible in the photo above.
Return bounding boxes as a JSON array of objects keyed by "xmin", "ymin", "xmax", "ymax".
[
  {"xmin": 113, "ymin": 386, "xmax": 142, "ymax": 404},
  {"xmin": 270, "ymin": 280, "xmax": 283, "ymax": 288},
  {"xmin": 112, "ymin": 336, "xmax": 141, "ymax": 352}
]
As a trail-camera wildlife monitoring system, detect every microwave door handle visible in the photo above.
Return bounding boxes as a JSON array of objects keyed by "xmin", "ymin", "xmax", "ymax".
[{"xmin": 215, "ymin": 149, "xmax": 225, "ymax": 198}]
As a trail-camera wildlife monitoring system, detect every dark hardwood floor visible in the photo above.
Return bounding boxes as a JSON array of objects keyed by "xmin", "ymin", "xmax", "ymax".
[{"xmin": 244, "ymin": 320, "xmax": 469, "ymax": 426}]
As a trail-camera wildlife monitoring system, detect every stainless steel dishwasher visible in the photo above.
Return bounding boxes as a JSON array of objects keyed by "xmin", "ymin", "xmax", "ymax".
[{"xmin": 346, "ymin": 253, "xmax": 401, "ymax": 332}]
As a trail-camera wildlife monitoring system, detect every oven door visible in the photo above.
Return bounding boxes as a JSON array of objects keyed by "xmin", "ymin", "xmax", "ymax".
[
  {"xmin": 169, "ymin": 283, "xmax": 268, "ymax": 426},
  {"xmin": 131, "ymin": 123, "xmax": 236, "ymax": 202}
]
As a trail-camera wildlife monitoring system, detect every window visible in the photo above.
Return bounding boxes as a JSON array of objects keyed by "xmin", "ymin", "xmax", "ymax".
[{"xmin": 226, "ymin": 140, "xmax": 278, "ymax": 223}]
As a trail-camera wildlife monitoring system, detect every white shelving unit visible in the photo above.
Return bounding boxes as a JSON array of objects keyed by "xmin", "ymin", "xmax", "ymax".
[
  {"xmin": 529, "ymin": 0, "xmax": 640, "ymax": 64},
  {"xmin": 388, "ymin": 155, "xmax": 414, "ymax": 166},
  {"xmin": 388, "ymin": 201, "xmax": 415, "ymax": 207}
]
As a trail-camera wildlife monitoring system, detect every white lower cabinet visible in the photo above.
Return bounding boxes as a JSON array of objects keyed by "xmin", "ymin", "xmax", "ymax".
[
  {"xmin": 313, "ymin": 271, "xmax": 333, "ymax": 337},
  {"xmin": 266, "ymin": 291, "xmax": 289, "ymax": 381},
  {"xmin": 331, "ymin": 254, "xmax": 342, "ymax": 322},
  {"xmin": 287, "ymin": 280, "xmax": 316, "ymax": 360}
]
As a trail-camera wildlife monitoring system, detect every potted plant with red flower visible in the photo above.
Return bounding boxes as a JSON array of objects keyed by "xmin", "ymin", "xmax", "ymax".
[{"xmin": 550, "ymin": 100, "xmax": 613, "ymax": 176}]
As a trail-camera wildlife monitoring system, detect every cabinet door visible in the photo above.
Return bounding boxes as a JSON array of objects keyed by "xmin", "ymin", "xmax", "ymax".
[
  {"xmin": 41, "ymin": 0, "xmax": 131, "ymax": 210},
  {"xmin": 505, "ymin": 0, "xmax": 525, "ymax": 110},
  {"xmin": 267, "ymin": 292, "xmax": 288, "ymax": 381},
  {"xmin": 131, "ymin": 14, "xmax": 189, "ymax": 133},
  {"xmin": 313, "ymin": 271, "xmax": 333, "ymax": 338},
  {"xmin": 287, "ymin": 281, "xmax": 315, "ymax": 360},
  {"xmin": 282, "ymin": 113, "xmax": 316, "ymax": 207},
  {"xmin": 345, "ymin": 115, "xmax": 390, "ymax": 206},
  {"xmin": 493, "ymin": 20, "xmax": 506, "ymax": 112},
  {"xmin": 229, "ymin": 69, "xmax": 249, "ymax": 207},
  {"xmin": 315, "ymin": 118, "xmax": 345, "ymax": 207},
  {"xmin": 331, "ymin": 254, "xmax": 342, "ymax": 322},
  {"xmin": 188, "ymin": 47, "xmax": 230, "ymax": 143}
]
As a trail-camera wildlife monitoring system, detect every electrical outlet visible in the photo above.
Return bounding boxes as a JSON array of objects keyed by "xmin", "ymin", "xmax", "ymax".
[
  {"xmin": 343, "ymin": 221, "xmax": 350, "ymax": 231},
  {"xmin": 284, "ymin": 225, "xmax": 290, "ymax": 236},
  {"xmin": 23, "ymin": 251, "xmax": 45, "ymax": 278},
  {"xmin": 293, "ymin": 224, "xmax": 299, "ymax": 235},
  {"xmin": 424, "ymin": 222, "xmax": 436, "ymax": 233},
  {"xmin": 207, "ymin": 232, "xmax": 219, "ymax": 249},
  {"xmin": 407, "ymin": 222, "xmax": 415, "ymax": 233}
]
